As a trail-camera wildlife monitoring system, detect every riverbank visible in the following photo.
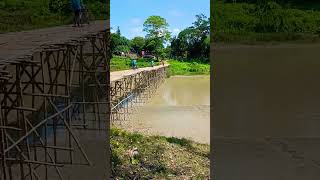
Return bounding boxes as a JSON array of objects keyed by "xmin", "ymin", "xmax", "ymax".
[
  {"xmin": 110, "ymin": 56, "xmax": 160, "ymax": 72},
  {"xmin": 167, "ymin": 60, "xmax": 210, "ymax": 76},
  {"xmin": 213, "ymin": 0, "xmax": 320, "ymax": 43},
  {"xmin": 111, "ymin": 56, "xmax": 210, "ymax": 75},
  {"xmin": 111, "ymin": 127, "xmax": 210, "ymax": 179}
]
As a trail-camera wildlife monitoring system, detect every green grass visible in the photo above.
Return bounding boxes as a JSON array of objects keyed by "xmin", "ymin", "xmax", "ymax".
[
  {"xmin": 167, "ymin": 60, "xmax": 210, "ymax": 76},
  {"xmin": 110, "ymin": 56, "xmax": 159, "ymax": 72},
  {"xmin": 111, "ymin": 56, "xmax": 210, "ymax": 76},
  {"xmin": 0, "ymin": 0, "xmax": 108, "ymax": 33},
  {"xmin": 213, "ymin": 0, "xmax": 320, "ymax": 43},
  {"xmin": 111, "ymin": 127, "xmax": 210, "ymax": 179}
]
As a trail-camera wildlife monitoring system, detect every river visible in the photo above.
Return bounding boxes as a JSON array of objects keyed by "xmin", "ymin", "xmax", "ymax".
[
  {"xmin": 214, "ymin": 43, "xmax": 320, "ymax": 138},
  {"xmin": 126, "ymin": 75, "xmax": 210, "ymax": 144},
  {"xmin": 213, "ymin": 43, "xmax": 320, "ymax": 180}
]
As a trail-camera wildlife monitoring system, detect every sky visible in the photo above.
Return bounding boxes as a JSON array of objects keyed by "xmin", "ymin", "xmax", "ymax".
[{"xmin": 110, "ymin": 0, "xmax": 210, "ymax": 40}]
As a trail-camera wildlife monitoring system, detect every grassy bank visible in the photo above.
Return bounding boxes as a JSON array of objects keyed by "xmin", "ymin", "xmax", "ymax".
[
  {"xmin": 0, "ymin": 0, "xmax": 108, "ymax": 33},
  {"xmin": 111, "ymin": 127, "xmax": 210, "ymax": 179},
  {"xmin": 110, "ymin": 56, "xmax": 159, "ymax": 72},
  {"xmin": 213, "ymin": 0, "xmax": 320, "ymax": 43},
  {"xmin": 111, "ymin": 56, "xmax": 210, "ymax": 75},
  {"xmin": 168, "ymin": 60, "xmax": 210, "ymax": 76}
]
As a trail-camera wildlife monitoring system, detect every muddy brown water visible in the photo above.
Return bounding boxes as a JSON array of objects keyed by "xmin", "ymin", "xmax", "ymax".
[
  {"xmin": 214, "ymin": 43, "xmax": 320, "ymax": 138},
  {"xmin": 126, "ymin": 75, "xmax": 210, "ymax": 144},
  {"xmin": 213, "ymin": 43, "xmax": 320, "ymax": 180}
]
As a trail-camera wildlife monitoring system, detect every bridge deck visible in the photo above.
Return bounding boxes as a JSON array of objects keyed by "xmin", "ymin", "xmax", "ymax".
[
  {"xmin": 110, "ymin": 64, "xmax": 169, "ymax": 82},
  {"xmin": 0, "ymin": 20, "xmax": 109, "ymax": 65}
]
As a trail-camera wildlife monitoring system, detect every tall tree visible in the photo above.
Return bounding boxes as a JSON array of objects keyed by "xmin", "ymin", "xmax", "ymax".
[
  {"xmin": 170, "ymin": 14, "xmax": 210, "ymax": 62},
  {"xmin": 116, "ymin": 26, "xmax": 121, "ymax": 36},
  {"xmin": 111, "ymin": 27, "xmax": 131, "ymax": 55},
  {"xmin": 143, "ymin": 15, "xmax": 171, "ymax": 60},
  {"xmin": 131, "ymin": 36, "xmax": 145, "ymax": 54}
]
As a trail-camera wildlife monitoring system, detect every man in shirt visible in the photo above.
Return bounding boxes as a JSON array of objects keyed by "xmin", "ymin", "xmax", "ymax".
[{"xmin": 71, "ymin": 0, "xmax": 82, "ymax": 27}]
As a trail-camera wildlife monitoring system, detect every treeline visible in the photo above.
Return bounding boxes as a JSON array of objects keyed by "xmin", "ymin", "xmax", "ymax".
[
  {"xmin": 213, "ymin": 0, "xmax": 320, "ymax": 42},
  {"xmin": 225, "ymin": 0, "xmax": 316, "ymax": 4},
  {"xmin": 111, "ymin": 14, "xmax": 210, "ymax": 63},
  {"xmin": 223, "ymin": 0, "xmax": 320, "ymax": 9},
  {"xmin": 0, "ymin": 0, "xmax": 108, "ymax": 33}
]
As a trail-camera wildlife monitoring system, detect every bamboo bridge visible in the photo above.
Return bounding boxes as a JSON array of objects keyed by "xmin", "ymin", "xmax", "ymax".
[
  {"xmin": 110, "ymin": 65, "xmax": 169, "ymax": 125},
  {"xmin": 0, "ymin": 21, "xmax": 110, "ymax": 180},
  {"xmin": 0, "ymin": 20, "xmax": 169, "ymax": 179}
]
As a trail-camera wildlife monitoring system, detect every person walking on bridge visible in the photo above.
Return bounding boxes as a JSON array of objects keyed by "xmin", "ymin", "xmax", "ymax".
[
  {"xmin": 131, "ymin": 59, "xmax": 137, "ymax": 70},
  {"xmin": 71, "ymin": 0, "xmax": 83, "ymax": 27},
  {"xmin": 160, "ymin": 59, "xmax": 165, "ymax": 66},
  {"xmin": 150, "ymin": 59, "xmax": 155, "ymax": 67}
]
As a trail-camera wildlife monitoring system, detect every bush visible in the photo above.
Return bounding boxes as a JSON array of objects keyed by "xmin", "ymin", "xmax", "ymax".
[
  {"xmin": 213, "ymin": 0, "xmax": 320, "ymax": 42},
  {"xmin": 168, "ymin": 59, "xmax": 210, "ymax": 76}
]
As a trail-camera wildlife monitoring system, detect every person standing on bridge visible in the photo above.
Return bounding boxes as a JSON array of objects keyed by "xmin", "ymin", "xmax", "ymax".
[
  {"xmin": 71, "ymin": 0, "xmax": 83, "ymax": 27},
  {"xmin": 131, "ymin": 58, "xmax": 137, "ymax": 70},
  {"xmin": 150, "ymin": 59, "xmax": 155, "ymax": 67},
  {"xmin": 160, "ymin": 59, "xmax": 165, "ymax": 66}
]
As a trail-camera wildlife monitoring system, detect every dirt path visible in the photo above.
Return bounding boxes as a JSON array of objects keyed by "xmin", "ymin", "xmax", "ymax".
[{"xmin": 0, "ymin": 20, "xmax": 109, "ymax": 64}]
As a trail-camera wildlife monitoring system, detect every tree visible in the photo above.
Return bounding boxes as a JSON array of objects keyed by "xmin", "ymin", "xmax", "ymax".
[
  {"xmin": 131, "ymin": 36, "xmax": 145, "ymax": 54},
  {"xmin": 110, "ymin": 28, "xmax": 131, "ymax": 55},
  {"xmin": 170, "ymin": 14, "xmax": 210, "ymax": 62},
  {"xmin": 193, "ymin": 14, "xmax": 210, "ymax": 41},
  {"xmin": 143, "ymin": 16, "xmax": 171, "ymax": 41},
  {"xmin": 143, "ymin": 16, "xmax": 171, "ymax": 60},
  {"xmin": 116, "ymin": 26, "xmax": 121, "ymax": 36}
]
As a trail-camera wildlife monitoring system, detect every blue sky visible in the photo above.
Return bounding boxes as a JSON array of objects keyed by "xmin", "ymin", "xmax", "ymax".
[{"xmin": 110, "ymin": 0, "xmax": 210, "ymax": 40}]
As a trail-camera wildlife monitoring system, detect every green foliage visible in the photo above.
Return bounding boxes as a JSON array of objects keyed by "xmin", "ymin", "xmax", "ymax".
[
  {"xmin": 131, "ymin": 36, "xmax": 145, "ymax": 53},
  {"xmin": 110, "ymin": 16, "xmax": 210, "ymax": 67},
  {"xmin": 143, "ymin": 15, "xmax": 171, "ymax": 59},
  {"xmin": 116, "ymin": 26, "xmax": 121, "ymax": 36},
  {"xmin": 110, "ymin": 33, "xmax": 131, "ymax": 54},
  {"xmin": 144, "ymin": 38, "xmax": 162, "ymax": 55},
  {"xmin": 213, "ymin": 0, "xmax": 320, "ymax": 42},
  {"xmin": 49, "ymin": 0, "xmax": 69, "ymax": 15},
  {"xmin": 170, "ymin": 14, "xmax": 210, "ymax": 63},
  {"xmin": 110, "ymin": 56, "xmax": 159, "ymax": 72},
  {"xmin": 168, "ymin": 60, "xmax": 210, "ymax": 76},
  {"xmin": 0, "ymin": 0, "xmax": 108, "ymax": 33},
  {"xmin": 143, "ymin": 15, "xmax": 171, "ymax": 41}
]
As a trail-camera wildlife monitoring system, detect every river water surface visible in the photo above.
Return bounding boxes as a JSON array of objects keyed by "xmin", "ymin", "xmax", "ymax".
[
  {"xmin": 214, "ymin": 43, "xmax": 320, "ymax": 138},
  {"xmin": 127, "ymin": 75, "xmax": 210, "ymax": 144},
  {"xmin": 213, "ymin": 43, "xmax": 320, "ymax": 180}
]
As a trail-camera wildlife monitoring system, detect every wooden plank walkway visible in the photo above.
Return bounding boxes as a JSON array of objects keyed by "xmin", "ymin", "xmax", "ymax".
[
  {"xmin": 0, "ymin": 20, "xmax": 109, "ymax": 64},
  {"xmin": 110, "ymin": 64, "xmax": 169, "ymax": 82}
]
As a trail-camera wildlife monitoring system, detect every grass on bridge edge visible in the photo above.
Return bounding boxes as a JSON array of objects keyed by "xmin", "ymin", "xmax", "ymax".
[{"xmin": 111, "ymin": 127, "xmax": 210, "ymax": 179}]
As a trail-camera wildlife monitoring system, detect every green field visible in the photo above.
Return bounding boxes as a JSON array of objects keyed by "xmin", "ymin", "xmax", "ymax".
[{"xmin": 111, "ymin": 127, "xmax": 210, "ymax": 179}]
